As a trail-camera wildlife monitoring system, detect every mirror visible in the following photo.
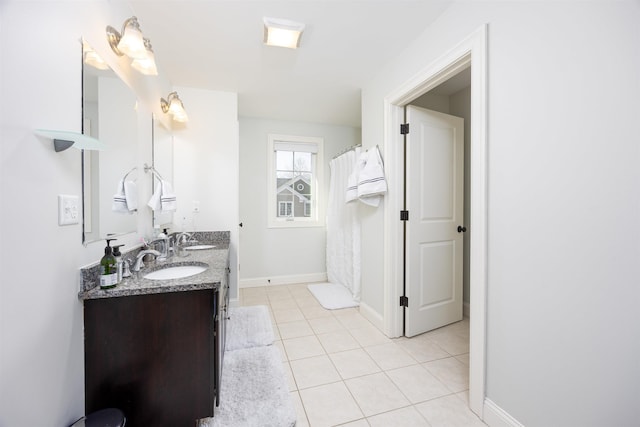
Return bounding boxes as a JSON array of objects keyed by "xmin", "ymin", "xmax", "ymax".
[
  {"xmin": 82, "ymin": 40, "xmax": 139, "ymax": 244},
  {"xmin": 151, "ymin": 115, "xmax": 174, "ymax": 229}
]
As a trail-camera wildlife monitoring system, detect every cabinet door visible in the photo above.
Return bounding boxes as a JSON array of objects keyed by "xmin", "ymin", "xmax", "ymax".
[{"xmin": 84, "ymin": 290, "xmax": 215, "ymax": 427}]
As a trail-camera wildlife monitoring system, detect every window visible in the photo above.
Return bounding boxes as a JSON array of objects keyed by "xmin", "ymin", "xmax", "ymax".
[{"xmin": 268, "ymin": 134, "xmax": 324, "ymax": 228}]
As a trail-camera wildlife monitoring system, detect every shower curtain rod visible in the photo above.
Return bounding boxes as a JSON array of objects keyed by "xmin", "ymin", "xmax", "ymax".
[{"xmin": 332, "ymin": 144, "xmax": 362, "ymax": 160}]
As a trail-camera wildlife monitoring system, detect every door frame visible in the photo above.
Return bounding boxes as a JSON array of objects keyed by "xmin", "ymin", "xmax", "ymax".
[{"xmin": 382, "ymin": 24, "xmax": 488, "ymax": 418}]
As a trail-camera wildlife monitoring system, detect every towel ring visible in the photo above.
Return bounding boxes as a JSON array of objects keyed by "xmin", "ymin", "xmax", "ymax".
[{"xmin": 143, "ymin": 163, "xmax": 164, "ymax": 181}]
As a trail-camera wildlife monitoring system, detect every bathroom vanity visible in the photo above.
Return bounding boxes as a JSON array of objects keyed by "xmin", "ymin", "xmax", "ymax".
[{"xmin": 79, "ymin": 233, "xmax": 230, "ymax": 427}]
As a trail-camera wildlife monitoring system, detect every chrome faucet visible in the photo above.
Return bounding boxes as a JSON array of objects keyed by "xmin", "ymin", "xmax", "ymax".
[
  {"xmin": 133, "ymin": 249, "xmax": 162, "ymax": 272},
  {"xmin": 176, "ymin": 232, "xmax": 195, "ymax": 245},
  {"xmin": 146, "ymin": 238, "xmax": 170, "ymax": 260}
]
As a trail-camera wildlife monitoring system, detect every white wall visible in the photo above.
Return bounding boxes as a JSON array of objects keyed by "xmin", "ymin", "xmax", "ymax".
[
  {"xmin": 362, "ymin": 1, "xmax": 640, "ymax": 426},
  {"xmin": 0, "ymin": 3, "xmax": 168, "ymax": 426},
  {"xmin": 238, "ymin": 117, "xmax": 360, "ymax": 284},
  {"xmin": 171, "ymin": 86, "xmax": 239, "ymax": 299}
]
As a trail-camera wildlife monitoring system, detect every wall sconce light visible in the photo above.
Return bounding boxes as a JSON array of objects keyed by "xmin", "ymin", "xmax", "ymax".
[
  {"xmin": 82, "ymin": 41, "xmax": 110, "ymax": 70},
  {"xmin": 106, "ymin": 16, "xmax": 158, "ymax": 75},
  {"xmin": 131, "ymin": 38, "xmax": 158, "ymax": 76},
  {"xmin": 160, "ymin": 92, "xmax": 188, "ymax": 123},
  {"xmin": 263, "ymin": 17, "xmax": 305, "ymax": 49}
]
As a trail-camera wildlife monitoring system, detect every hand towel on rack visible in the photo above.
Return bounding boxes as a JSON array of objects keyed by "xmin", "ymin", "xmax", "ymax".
[
  {"xmin": 148, "ymin": 180, "xmax": 177, "ymax": 212},
  {"xmin": 356, "ymin": 146, "xmax": 387, "ymax": 207},
  {"xmin": 160, "ymin": 181, "xmax": 177, "ymax": 212},
  {"xmin": 112, "ymin": 179, "xmax": 130, "ymax": 213},
  {"xmin": 124, "ymin": 180, "xmax": 137, "ymax": 212}
]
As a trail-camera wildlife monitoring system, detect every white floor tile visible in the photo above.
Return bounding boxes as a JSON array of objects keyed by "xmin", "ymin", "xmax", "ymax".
[
  {"xmin": 290, "ymin": 355, "xmax": 341, "ymax": 389},
  {"xmin": 344, "ymin": 372, "xmax": 410, "ymax": 416},
  {"xmin": 367, "ymin": 406, "xmax": 431, "ymax": 427},
  {"xmin": 349, "ymin": 325, "xmax": 392, "ymax": 347},
  {"xmin": 299, "ymin": 382, "xmax": 364, "ymax": 427},
  {"xmin": 396, "ymin": 337, "xmax": 450, "ymax": 363},
  {"xmin": 317, "ymin": 330, "xmax": 361, "ymax": 354},
  {"xmin": 282, "ymin": 335, "xmax": 326, "ymax": 360},
  {"xmin": 270, "ymin": 297, "xmax": 299, "ymax": 310},
  {"xmin": 282, "ymin": 361, "xmax": 297, "ymax": 391},
  {"xmin": 278, "ymin": 319, "xmax": 314, "ymax": 339},
  {"xmin": 423, "ymin": 357, "xmax": 469, "ymax": 393},
  {"xmin": 290, "ymin": 391, "xmax": 310, "ymax": 427},
  {"xmin": 337, "ymin": 419, "xmax": 370, "ymax": 427},
  {"xmin": 329, "ymin": 348, "xmax": 381, "ymax": 379},
  {"xmin": 386, "ymin": 364, "xmax": 451, "ymax": 404},
  {"xmin": 308, "ymin": 316, "xmax": 346, "ymax": 334},
  {"xmin": 273, "ymin": 307, "xmax": 306, "ymax": 323},
  {"xmin": 415, "ymin": 394, "xmax": 486, "ymax": 427},
  {"xmin": 363, "ymin": 342, "xmax": 417, "ymax": 371},
  {"xmin": 239, "ymin": 282, "xmax": 474, "ymax": 427},
  {"xmin": 301, "ymin": 305, "xmax": 336, "ymax": 319}
]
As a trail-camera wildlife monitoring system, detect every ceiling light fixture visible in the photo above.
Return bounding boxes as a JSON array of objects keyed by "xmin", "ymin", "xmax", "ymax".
[
  {"xmin": 160, "ymin": 92, "xmax": 188, "ymax": 123},
  {"xmin": 106, "ymin": 16, "xmax": 158, "ymax": 75},
  {"xmin": 263, "ymin": 17, "xmax": 305, "ymax": 49}
]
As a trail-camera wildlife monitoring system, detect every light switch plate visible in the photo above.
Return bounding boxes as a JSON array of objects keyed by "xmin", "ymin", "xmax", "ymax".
[{"xmin": 58, "ymin": 194, "xmax": 79, "ymax": 226}]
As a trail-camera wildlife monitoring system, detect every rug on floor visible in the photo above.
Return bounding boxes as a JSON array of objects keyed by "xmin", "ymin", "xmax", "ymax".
[
  {"xmin": 308, "ymin": 282, "xmax": 360, "ymax": 310},
  {"xmin": 207, "ymin": 345, "xmax": 296, "ymax": 427},
  {"xmin": 226, "ymin": 305, "xmax": 275, "ymax": 351}
]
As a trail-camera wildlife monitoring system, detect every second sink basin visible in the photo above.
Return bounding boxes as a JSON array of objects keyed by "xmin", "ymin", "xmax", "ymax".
[
  {"xmin": 184, "ymin": 244, "xmax": 216, "ymax": 251},
  {"xmin": 144, "ymin": 264, "xmax": 208, "ymax": 280}
]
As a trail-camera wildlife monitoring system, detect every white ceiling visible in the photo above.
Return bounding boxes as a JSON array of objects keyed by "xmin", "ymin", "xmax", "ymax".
[{"xmin": 128, "ymin": 1, "xmax": 453, "ymax": 127}]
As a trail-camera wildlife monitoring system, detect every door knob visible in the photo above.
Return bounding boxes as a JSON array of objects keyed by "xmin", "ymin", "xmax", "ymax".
[{"xmin": 457, "ymin": 226, "xmax": 467, "ymax": 233}]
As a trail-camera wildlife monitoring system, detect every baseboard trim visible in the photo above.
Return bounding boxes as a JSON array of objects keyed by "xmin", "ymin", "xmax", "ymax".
[
  {"xmin": 239, "ymin": 273, "xmax": 328, "ymax": 288},
  {"xmin": 483, "ymin": 398, "xmax": 525, "ymax": 427},
  {"xmin": 359, "ymin": 301, "xmax": 384, "ymax": 331}
]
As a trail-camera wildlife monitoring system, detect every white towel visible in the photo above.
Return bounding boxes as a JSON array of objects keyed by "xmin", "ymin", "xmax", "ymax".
[
  {"xmin": 160, "ymin": 181, "xmax": 177, "ymax": 212},
  {"xmin": 112, "ymin": 179, "xmax": 131, "ymax": 213},
  {"xmin": 148, "ymin": 180, "xmax": 177, "ymax": 212},
  {"xmin": 346, "ymin": 146, "xmax": 387, "ymax": 207},
  {"xmin": 124, "ymin": 180, "xmax": 137, "ymax": 212}
]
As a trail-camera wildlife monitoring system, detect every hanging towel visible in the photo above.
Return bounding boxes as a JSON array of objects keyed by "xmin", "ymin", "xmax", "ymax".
[
  {"xmin": 148, "ymin": 180, "xmax": 177, "ymax": 212},
  {"xmin": 112, "ymin": 179, "xmax": 129, "ymax": 213},
  {"xmin": 160, "ymin": 181, "xmax": 177, "ymax": 212},
  {"xmin": 346, "ymin": 148, "xmax": 364, "ymax": 203},
  {"xmin": 124, "ymin": 180, "xmax": 137, "ymax": 212},
  {"xmin": 346, "ymin": 146, "xmax": 387, "ymax": 207}
]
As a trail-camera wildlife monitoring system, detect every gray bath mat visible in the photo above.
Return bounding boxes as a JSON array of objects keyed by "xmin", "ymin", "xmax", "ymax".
[
  {"xmin": 225, "ymin": 305, "xmax": 275, "ymax": 351},
  {"xmin": 209, "ymin": 345, "xmax": 296, "ymax": 427}
]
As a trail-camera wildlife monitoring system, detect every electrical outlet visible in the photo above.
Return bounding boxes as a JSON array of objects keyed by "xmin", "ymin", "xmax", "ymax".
[
  {"xmin": 193, "ymin": 200, "xmax": 200, "ymax": 213},
  {"xmin": 58, "ymin": 194, "xmax": 79, "ymax": 225}
]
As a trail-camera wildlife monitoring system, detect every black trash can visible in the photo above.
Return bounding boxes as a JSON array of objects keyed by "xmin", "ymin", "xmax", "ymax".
[{"xmin": 69, "ymin": 408, "xmax": 126, "ymax": 427}]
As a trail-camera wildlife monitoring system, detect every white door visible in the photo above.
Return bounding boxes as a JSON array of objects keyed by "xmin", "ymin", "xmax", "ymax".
[{"xmin": 405, "ymin": 106, "xmax": 464, "ymax": 337}]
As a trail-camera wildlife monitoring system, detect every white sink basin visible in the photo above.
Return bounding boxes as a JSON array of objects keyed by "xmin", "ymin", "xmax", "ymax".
[
  {"xmin": 184, "ymin": 244, "xmax": 216, "ymax": 251},
  {"xmin": 144, "ymin": 265, "xmax": 208, "ymax": 280}
]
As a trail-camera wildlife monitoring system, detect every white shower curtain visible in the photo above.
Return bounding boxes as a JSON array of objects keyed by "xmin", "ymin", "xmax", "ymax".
[{"xmin": 326, "ymin": 148, "xmax": 361, "ymax": 301}]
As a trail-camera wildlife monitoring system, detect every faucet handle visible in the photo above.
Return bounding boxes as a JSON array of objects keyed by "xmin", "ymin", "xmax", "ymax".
[{"xmin": 122, "ymin": 259, "xmax": 132, "ymax": 278}]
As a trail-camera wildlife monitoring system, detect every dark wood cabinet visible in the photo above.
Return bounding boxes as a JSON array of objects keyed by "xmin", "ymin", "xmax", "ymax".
[{"xmin": 84, "ymin": 288, "xmax": 219, "ymax": 427}]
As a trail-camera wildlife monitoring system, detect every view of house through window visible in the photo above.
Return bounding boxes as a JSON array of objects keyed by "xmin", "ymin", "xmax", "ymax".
[
  {"xmin": 268, "ymin": 134, "xmax": 324, "ymax": 228},
  {"xmin": 276, "ymin": 150, "xmax": 313, "ymax": 218}
]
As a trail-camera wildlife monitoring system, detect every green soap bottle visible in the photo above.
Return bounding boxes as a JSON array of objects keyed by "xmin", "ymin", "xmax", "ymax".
[{"xmin": 100, "ymin": 239, "xmax": 118, "ymax": 289}]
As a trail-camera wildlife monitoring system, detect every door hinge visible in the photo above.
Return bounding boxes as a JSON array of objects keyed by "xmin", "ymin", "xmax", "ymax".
[
  {"xmin": 400, "ymin": 123, "xmax": 410, "ymax": 135},
  {"xmin": 400, "ymin": 210, "xmax": 409, "ymax": 221},
  {"xmin": 400, "ymin": 296, "xmax": 409, "ymax": 307}
]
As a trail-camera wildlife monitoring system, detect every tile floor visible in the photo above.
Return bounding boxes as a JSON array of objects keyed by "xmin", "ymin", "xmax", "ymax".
[{"xmin": 239, "ymin": 283, "xmax": 487, "ymax": 427}]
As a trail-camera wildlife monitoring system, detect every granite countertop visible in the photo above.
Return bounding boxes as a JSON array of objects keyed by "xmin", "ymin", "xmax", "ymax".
[{"xmin": 79, "ymin": 231, "xmax": 230, "ymax": 301}]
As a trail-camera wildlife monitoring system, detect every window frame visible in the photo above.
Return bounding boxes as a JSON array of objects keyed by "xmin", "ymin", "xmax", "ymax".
[{"xmin": 267, "ymin": 133, "xmax": 324, "ymax": 228}]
